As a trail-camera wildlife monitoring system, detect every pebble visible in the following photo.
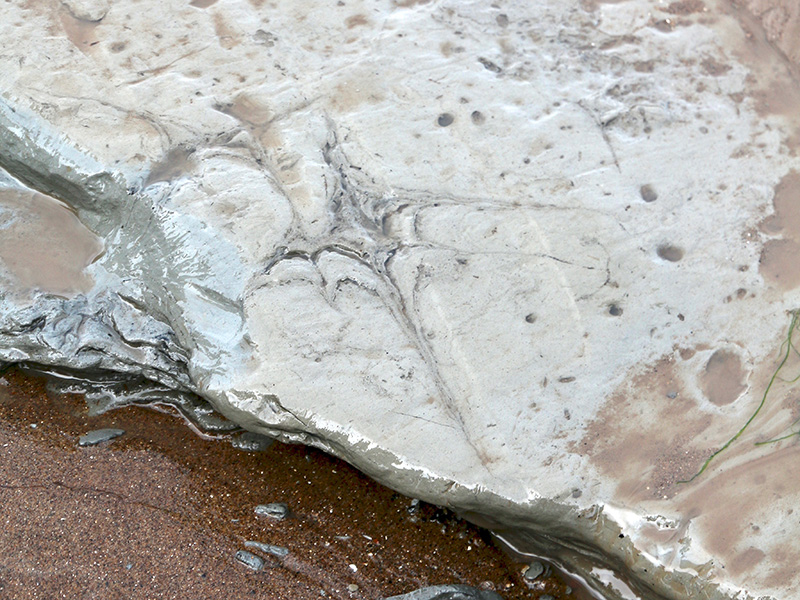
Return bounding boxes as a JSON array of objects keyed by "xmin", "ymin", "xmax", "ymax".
[
  {"xmin": 523, "ymin": 561, "xmax": 544, "ymax": 581},
  {"xmin": 408, "ymin": 498, "xmax": 420, "ymax": 521},
  {"xmin": 234, "ymin": 550, "xmax": 264, "ymax": 571},
  {"xmin": 384, "ymin": 584, "xmax": 505, "ymax": 600},
  {"xmin": 348, "ymin": 584, "xmax": 359, "ymax": 592},
  {"xmin": 231, "ymin": 431, "xmax": 274, "ymax": 452},
  {"xmin": 540, "ymin": 596, "xmax": 555, "ymax": 600},
  {"xmin": 639, "ymin": 184, "xmax": 658, "ymax": 202},
  {"xmin": 244, "ymin": 540, "xmax": 289, "ymax": 558},
  {"xmin": 254, "ymin": 502, "xmax": 289, "ymax": 520},
  {"xmin": 78, "ymin": 428, "xmax": 125, "ymax": 446}
]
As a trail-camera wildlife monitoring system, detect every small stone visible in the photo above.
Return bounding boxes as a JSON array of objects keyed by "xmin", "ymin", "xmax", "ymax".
[
  {"xmin": 523, "ymin": 561, "xmax": 545, "ymax": 580},
  {"xmin": 78, "ymin": 428, "xmax": 125, "ymax": 446},
  {"xmin": 348, "ymin": 584, "xmax": 359, "ymax": 592},
  {"xmin": 254, "ymin": 502, "xmax": 289, "ymax": 520},
  {"xmin": 244, "ymin": 540, "xmax": 289, "ymax": 558},
  {"xmin": 231, "ymin": 431, "xmax": 274, "ymax": 452},
  {"xmin": 540, "ymin": 596, "xmax": 555, "ymax": 600},
  {"xmin": 235, "ymin": 550, "xmax": 264, "ymax": 571},
  {"xmin": 478, "ymin": 57, "xmax": 503, "ymax": 73},
  {"xmin": 384, "ymin": 584, "xmax": 504, "ymax": 600},
  {"xmin": 407, "ymin": 498, "xmax": 420, "ymax": 515},
  {"xmin": 253, "ymin": 29, "xmax": 277, "ymax": 47},
  {"xmin": 639, "ymin": 184, "xmax": 658, "ymax": 202}
]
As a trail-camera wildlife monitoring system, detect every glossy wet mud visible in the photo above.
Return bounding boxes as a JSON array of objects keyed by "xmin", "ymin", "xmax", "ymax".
[{"xmin": 0, "ymin": 368, "xmax": 575, "ymax": 600}]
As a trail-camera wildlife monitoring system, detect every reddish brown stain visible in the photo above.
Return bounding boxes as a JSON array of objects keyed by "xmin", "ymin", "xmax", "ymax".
[
  {"xmin": 59, "ymin": 9, "xmax": 100, "ymax": 52},
  {"xmin": 759, "ymin": 171, "xmax": 800, "ymax": 288},
  {"xmin": 701, "ymin": 349, "xmax": 747, "ymax": 406},
  {"xmin": 575, "ymin": 355, "xmax": 712, "ymax": 501},
  {"xmin": 764, "ymin": 546, "xmax": 800, "ymax": 588},
  {"xmin": 328, "ymin": 77, "xmax": 386, "ymax": 112},
  {"xmin": 761, "ymin": 170, "xmax": 800, "ymax": 239},
  {"xmin": 222, "ymin": 94, "xmax": 274, "ymax": 127},
  {"xmin": 720, "ymin": 0, "xmax": 800, "ymax": 151},
  {"xmin": 213, "ymin": 13, "xmax": 242, "ymax": 50},
  {"xmin": 345, "ymin": 14, "xmax": 369, "ymax": 28},
  {"xmin": 700, "ymin": 57, "xmax": 732, "ymax": 76},
  {"xmin": 728, "ymin": 547, "xmax": 766, "ymax": 577},
  {"xmin": 739, "ymin": 0, "xmax": 800, "ymax": 66},
  {"xmin": 146, "ymin": 147, "xmax": 197, "ymax": 186},
  {"xmin": 760, "ymin": 238, "xmax": 800, "ymax": 289},
  {"xmin": 673, "ymin": 444, "xmax": 800, "ymax": 566}
]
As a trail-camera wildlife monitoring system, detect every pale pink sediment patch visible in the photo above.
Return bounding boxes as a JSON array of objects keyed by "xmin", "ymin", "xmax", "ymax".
[{"xmin": 0, "ymin": 188, "xmax": 103, "ymax": 297}]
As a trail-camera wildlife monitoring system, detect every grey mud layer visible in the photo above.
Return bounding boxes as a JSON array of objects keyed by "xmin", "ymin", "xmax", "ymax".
[{"xmin": 1, "ymin": 0, "xmax": 800, "ymax": 599}]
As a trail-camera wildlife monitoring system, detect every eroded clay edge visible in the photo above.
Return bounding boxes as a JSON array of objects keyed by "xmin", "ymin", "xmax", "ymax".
[{"xmin": 0, "ymin": 97, "xmax": 761, "ymax": 600}]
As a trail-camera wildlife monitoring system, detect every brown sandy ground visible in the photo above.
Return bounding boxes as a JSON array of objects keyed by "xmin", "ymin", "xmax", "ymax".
[{"xmin": 0, "ymin": 368, "xmax": 574, "ymax": 600}]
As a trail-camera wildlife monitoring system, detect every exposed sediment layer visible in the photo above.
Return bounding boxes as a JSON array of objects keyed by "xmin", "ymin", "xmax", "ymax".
[{"xmin": 1, "ymin": 1, "xmax": 800, "ymax": 599}]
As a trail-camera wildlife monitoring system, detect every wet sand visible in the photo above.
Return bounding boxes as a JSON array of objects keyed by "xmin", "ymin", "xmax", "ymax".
[{"xmin": 0, "ymin": 368, "xmax": 572, "ymax": 599}]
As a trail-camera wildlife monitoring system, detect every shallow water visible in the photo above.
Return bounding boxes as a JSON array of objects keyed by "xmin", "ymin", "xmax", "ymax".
[{"xmin": 0, "ymin": 188, "xmax": 103, "ymax": 296}]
